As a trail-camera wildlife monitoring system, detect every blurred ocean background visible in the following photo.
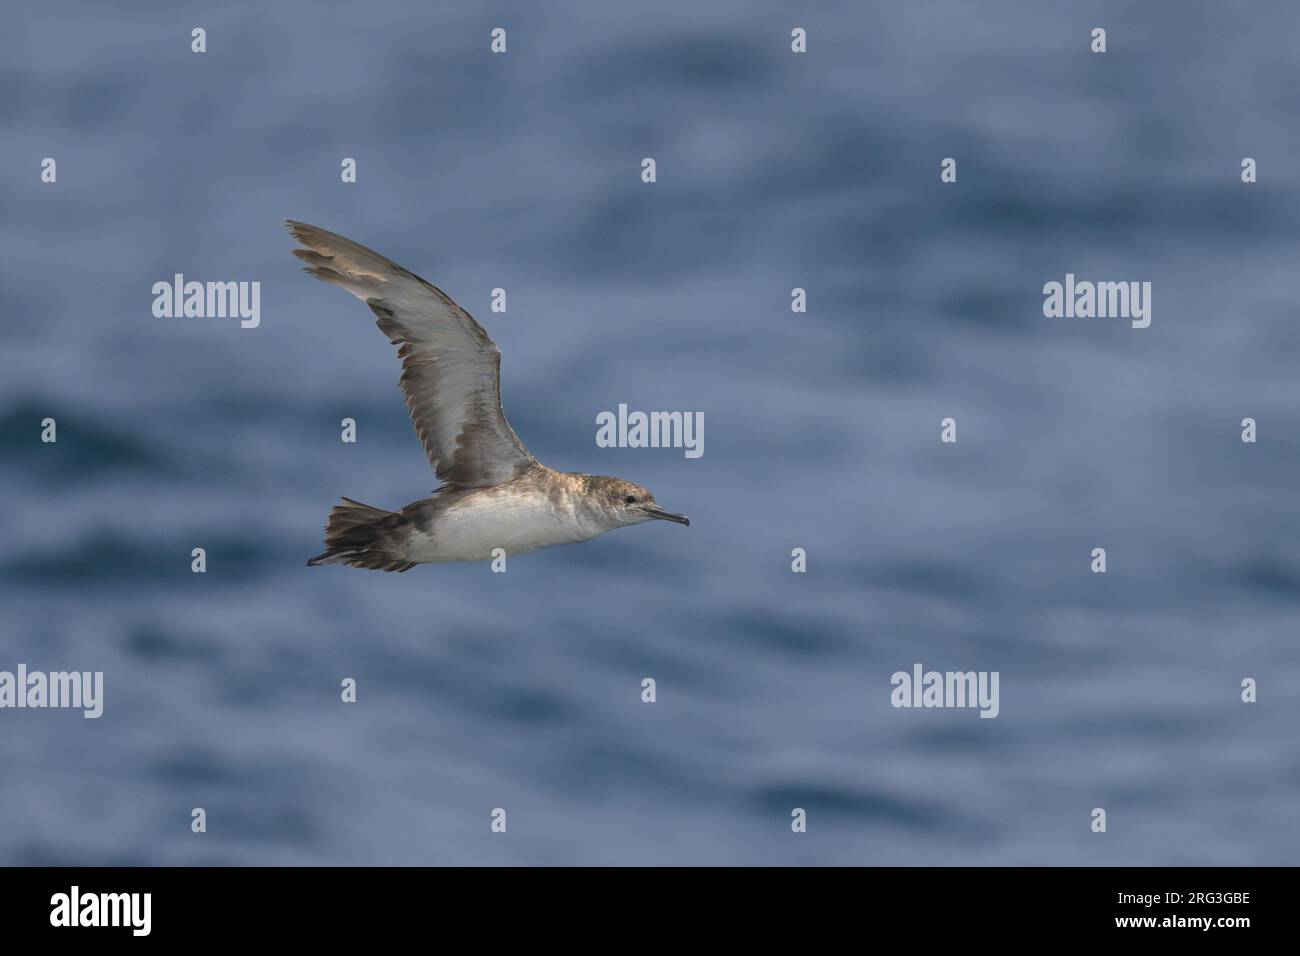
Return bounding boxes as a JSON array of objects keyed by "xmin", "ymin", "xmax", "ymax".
[{"xmin": 2, "ymin": 0, "xmax": 1299, "ymax": 865}]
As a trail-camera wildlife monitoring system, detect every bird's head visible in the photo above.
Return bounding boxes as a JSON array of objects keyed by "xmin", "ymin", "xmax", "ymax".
[{"xmin": 588, "ymin": 476, "xmax": 690, "ymax": 528}]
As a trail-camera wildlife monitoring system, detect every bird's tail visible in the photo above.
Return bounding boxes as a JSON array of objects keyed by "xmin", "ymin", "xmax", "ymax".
[{"xmin": 306, "ymin": 498, "xmax": 415, "ymax": 572}]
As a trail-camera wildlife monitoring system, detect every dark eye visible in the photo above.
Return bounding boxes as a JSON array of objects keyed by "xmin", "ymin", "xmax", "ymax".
[{"xmin": 625, "ymin": 495, "xmax": 637, "ymax": 504}]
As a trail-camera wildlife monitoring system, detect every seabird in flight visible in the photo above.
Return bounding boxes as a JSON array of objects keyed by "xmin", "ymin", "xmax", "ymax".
[{"xmin": 287, "ymin": 221, "xmax": 689, "ymax": 572}]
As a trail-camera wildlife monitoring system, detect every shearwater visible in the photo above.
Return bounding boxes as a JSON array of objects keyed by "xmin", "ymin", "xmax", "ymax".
[{"xmin": 287, "ymin": 221, "xmax": 689, "ymax": 572}]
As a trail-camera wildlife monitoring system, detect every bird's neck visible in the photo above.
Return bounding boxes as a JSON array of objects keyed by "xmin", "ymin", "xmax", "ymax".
[{"xmin": 542, "ymin": 469, "xmax": 619, "ymax": 534}]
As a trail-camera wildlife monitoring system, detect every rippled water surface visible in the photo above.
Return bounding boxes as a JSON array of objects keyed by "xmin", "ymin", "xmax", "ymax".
[{"xmin": 2, "ymin": 1, "xmax": 1299, "ymax": 864}]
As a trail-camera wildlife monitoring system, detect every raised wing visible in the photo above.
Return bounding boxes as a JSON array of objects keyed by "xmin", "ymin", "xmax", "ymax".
[{"xmin": 287, "ymin": 221, "xmax": 537, "ymax": 488}]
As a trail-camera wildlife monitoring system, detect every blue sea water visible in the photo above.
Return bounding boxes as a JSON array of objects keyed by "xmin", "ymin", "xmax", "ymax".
[{"xmin": 2, "ymin": 0, "xmax": 1299, "ymax": 865}]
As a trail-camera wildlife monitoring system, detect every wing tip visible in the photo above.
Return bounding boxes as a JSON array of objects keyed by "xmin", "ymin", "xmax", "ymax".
[{"xmin": 285, "ymin": 219, "xmax": 336, "ymax": 250}]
